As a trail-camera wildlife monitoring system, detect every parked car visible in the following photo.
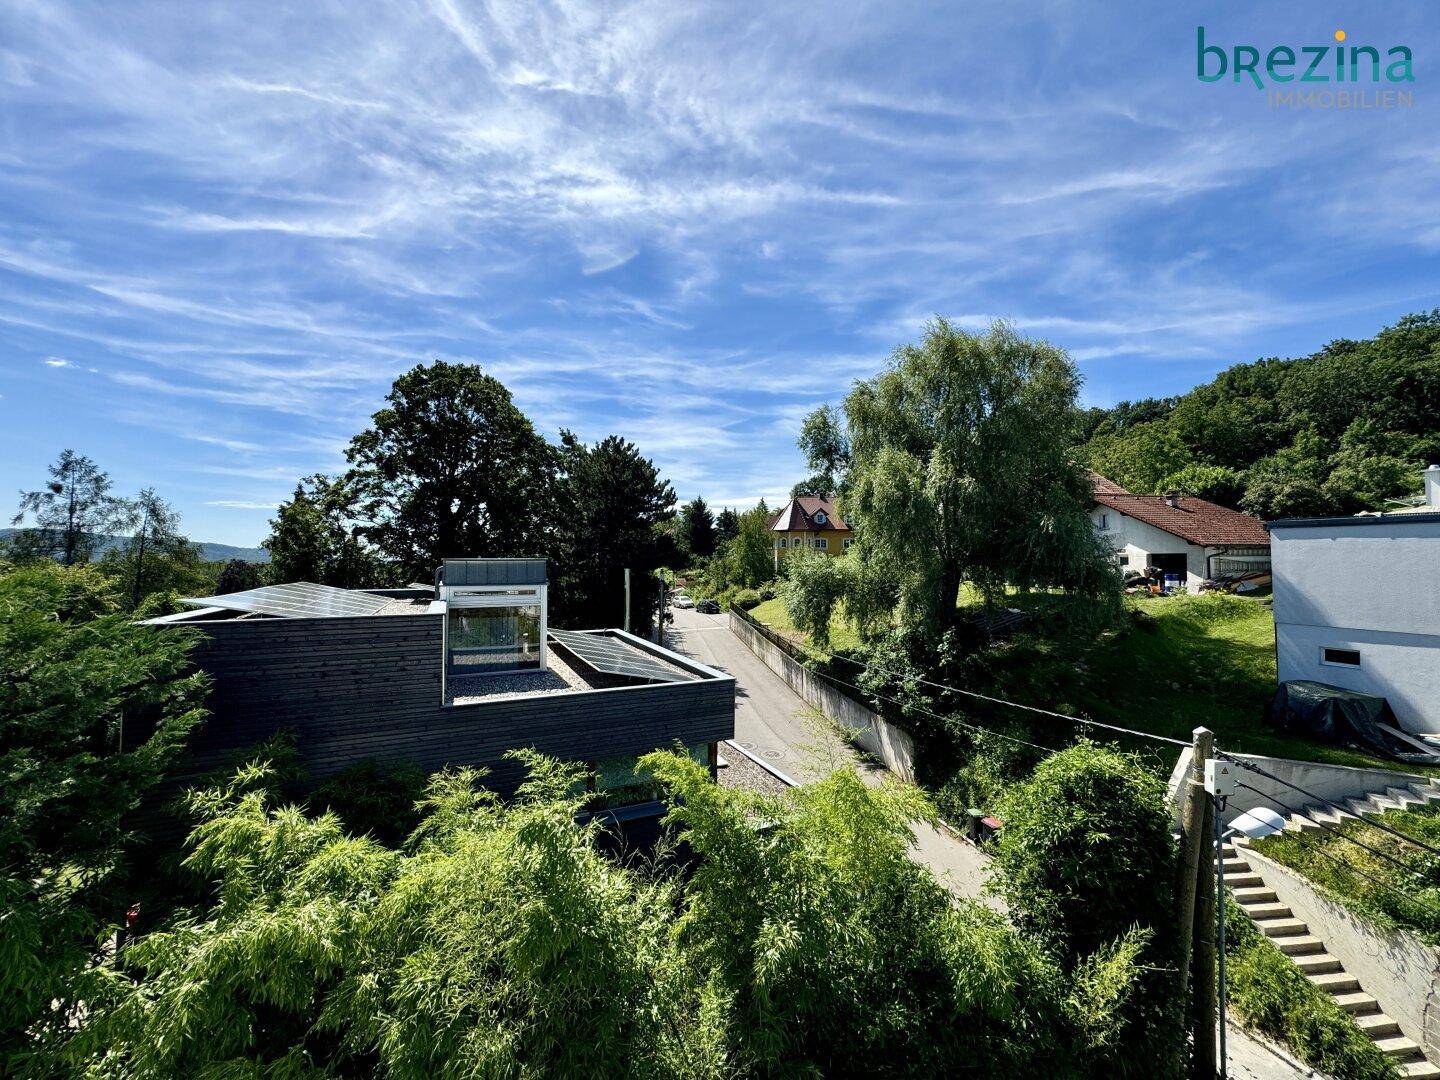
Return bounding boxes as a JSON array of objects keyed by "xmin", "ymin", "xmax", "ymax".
[
  {"xmin": 696, "ymin": 599, "xmax": 720, "ymax": 614},
  {"xmin": 673, "ymin": 595, "xmax": 695, "ymax": 609}
]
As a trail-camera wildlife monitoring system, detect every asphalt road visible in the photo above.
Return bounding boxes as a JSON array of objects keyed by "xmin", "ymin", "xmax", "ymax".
[
  {"xmin": 666, "ymin": 604, "xmax": 993, "ymax": 900},
  {"xmin": 665, "ymin": 605, "xmax": 1319, "ymax": 1080}
]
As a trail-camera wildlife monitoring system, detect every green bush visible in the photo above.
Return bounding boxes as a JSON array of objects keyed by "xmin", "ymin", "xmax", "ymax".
[
  {"xmin": 309, "ymin": 760, "xmax": 425, "ymax": 847},
  {"xmin": 1225, "ymin": 895, "xmax": 1397, "ymax": 1080},
  {"xmin": 988, "ymin": 742, "xmax": 1182, "ymax": 1075},
  {"xmin": 990, "ymin": 743, "xmax": 1174, "ymax": 960},
  {"xmin": 70, "ymin": 751, "xmax": 1161, "ymax": 1078},
  {"xmin": 0, "ymin": 562, "xmax": 208, "ymax": 1069},
  {"xmin": 731, "ymin": 587, "xmax": 762, "ymax": 610}
]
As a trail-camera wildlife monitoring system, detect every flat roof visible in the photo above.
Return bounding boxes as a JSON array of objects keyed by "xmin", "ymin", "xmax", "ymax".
[
  {"xmin": 447, "ymin": 628, "xmax": 726, "ymax": 706},
  {"xmin": 1267, "ymin": 511, "xmax": 1440, "ymax": 531},
  {"xmin": 142, "ymin": 588, "xmax": 435, "ymax": 624}
]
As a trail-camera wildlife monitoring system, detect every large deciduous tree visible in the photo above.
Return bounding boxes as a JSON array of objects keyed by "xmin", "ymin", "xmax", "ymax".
[
  {"xmin": 828, "ymin": 319, "xmax": 1116, "ymax": 637},
  {"xmin": 346, "ymin": 362, "xmax": 555, "ymax": 581},
  {"xmin": 263, "ymin": 474, "xmax": 386, "ymax": 588},
  {"xmin": 11, "ymin": 450, "xmax": 128, "ymax": 566},
  {"xmin": 550, "ymin": 433, "xmax": 675, "ymax": 629}
]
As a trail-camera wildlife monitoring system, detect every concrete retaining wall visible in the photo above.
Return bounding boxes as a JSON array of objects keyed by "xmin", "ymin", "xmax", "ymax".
[
  {"xmin": 728, "ymin": 611, "xmax": 916, "ymax": 782},
  {"xmin": 1242, "ymin": 842, "xmax": 1440, "ymax": 1059},
  {"xmin": 1166, "ymin": 747, "xmax": 1431, "ymax": 827}
]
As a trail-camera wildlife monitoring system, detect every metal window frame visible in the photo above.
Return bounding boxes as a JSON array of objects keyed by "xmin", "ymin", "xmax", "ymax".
[{"xmin": 441, "ymin": 583, "xmax": 548, "ymax": 695}]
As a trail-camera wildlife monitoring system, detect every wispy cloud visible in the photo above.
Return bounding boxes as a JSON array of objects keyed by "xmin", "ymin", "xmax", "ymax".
[{"xmin": 0, "ymin": 1, "xmax": 1436, "ymax": 545}]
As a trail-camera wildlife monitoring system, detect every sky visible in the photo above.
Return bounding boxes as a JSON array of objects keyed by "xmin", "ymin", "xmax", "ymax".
[{"xmin": 1, "ymin": 1, "xmax": 1438, "ymax": 546}]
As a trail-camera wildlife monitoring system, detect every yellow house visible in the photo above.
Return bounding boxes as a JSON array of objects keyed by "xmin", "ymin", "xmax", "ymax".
[{"xmin": 769, "ymin": 496, "xmax": 853, "ymax": 570}]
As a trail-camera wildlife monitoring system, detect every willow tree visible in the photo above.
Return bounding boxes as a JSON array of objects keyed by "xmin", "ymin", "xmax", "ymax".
[{"xmin": 823, "ymin": 319, "xmax": 1116, "ymax": 638}]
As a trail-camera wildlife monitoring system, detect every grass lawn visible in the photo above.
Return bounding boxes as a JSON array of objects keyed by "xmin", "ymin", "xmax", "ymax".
[
  {"xmin": 749, "ymin": 590, "xmax": 1428, "ymax": 774},
  {"xmin": 748, "ymin": 596, "xmax": 863, "ymax": 655}
]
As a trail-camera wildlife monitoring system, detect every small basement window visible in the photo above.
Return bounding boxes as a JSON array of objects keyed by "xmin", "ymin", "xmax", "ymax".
[{"xmin": 1321, "ymin": 647, "xmax": 1361, "ymax": 668}]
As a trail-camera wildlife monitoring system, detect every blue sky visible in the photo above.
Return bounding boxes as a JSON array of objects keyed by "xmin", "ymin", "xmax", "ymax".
[{"xmin": 1, "ymin": 1, "xmax": 1437, "ymax": 546}]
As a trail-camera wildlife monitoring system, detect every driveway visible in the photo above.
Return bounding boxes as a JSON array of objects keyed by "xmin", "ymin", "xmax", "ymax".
[{"xmin": 667, "ymin": 604, "xmax": 993, "ymax": 900}]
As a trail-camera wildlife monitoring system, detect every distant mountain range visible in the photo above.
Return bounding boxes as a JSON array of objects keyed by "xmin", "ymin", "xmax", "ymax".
[{"xmin": 0, "ymin": 529, "xmax": 269, "ymax": 564}]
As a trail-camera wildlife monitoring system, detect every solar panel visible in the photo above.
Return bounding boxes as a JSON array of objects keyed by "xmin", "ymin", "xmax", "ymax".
[
  {"xmin": 548, "ymin": 629, "xmax": 693, "ymax": 683},
  {"xmin": 180, "ymin": 582, "xmax": 389, "ymax": 619}
]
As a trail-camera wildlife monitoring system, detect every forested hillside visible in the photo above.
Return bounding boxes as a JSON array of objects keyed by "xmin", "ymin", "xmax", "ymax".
[{"xmin": 1076, "ymin": 311, "xmax": 1440, "ymax": 518}]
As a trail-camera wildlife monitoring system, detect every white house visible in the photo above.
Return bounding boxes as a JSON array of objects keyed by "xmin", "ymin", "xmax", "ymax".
[
  {"xmin": 1269, "ymin": 465, "xmax": 1440, "ymax": 735},
  {"xmin": 1088, "ymin": 472, "xmax": 1271, "ymax": 593}
]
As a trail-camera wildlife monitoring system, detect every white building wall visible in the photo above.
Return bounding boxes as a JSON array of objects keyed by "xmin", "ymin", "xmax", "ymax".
[
  {"xmin": 1090, "ymin": 507, "xmax": 1209, "ymax": 593},
  {"xmin": 1271, "ymin": 517, "xmax": 1440, "ymax": 733}
]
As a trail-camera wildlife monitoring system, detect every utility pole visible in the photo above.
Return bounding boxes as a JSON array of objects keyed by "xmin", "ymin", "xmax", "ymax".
[
  {"xmin": 623, "ymin": 568, "xmax": 632, "ymax": 634},
  {"xmin": 1192, "ymin": 768, "xmax": 1218, "ymax": 1079},
  {"xmin": 1173, "ymin": 726, "xmax": 1214, "ymax": 1077}
]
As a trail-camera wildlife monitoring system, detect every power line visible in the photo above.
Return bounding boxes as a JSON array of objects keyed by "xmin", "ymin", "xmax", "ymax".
[
  {"xmin": 1231, "ymin": 782, "xmax": 1430, "ymax": 880},
  {"xmin": 1217, "ymin": 752, "xmax": 1440, "ymax": 860},
  {"xmin": 1232, "ymin": 781, "xmax": 1440, "ymax": 926},
  {"xmin": 821, "ymin": 651, "xmax": 1192, "ymax": 748},
  {"xmin": 815, "ymin": 665, "xmax": 1069, "ymax": 759}
]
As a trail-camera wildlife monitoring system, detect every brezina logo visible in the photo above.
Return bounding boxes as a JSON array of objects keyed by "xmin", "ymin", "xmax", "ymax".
[{"xmin": 1197, "ymin": 27, "xmax": 1415, "ymax": 109}]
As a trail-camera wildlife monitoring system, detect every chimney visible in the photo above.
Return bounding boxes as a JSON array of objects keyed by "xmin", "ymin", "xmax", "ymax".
[
  {"xmin": 1164, "ymin": 491, "xmax": 1181, "ymax": 509},
  {"xmin": 1426, "ymin": 464, "xmax": 1440, "ymax": 509}
]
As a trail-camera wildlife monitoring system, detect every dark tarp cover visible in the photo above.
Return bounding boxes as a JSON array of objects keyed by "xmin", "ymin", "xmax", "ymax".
[{"xmin": 1268, "ymin": 680, "xmax": 1437, "ymax": 764}]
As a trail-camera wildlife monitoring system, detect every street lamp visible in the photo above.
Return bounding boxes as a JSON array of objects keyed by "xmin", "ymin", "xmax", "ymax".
[{"xmin": 1206, "ymin": 756, "xmax": 1286, "ymax": 1079}]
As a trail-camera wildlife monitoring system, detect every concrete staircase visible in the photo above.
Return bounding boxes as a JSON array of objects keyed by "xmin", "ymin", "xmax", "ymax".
[
  {"xmin": 1224, "ymin": 782, "xmax": 1440, "ymax": 1078},
  {"xmin": 1279, "ymin": 781, "xmax": 1440, "ymax": 834}
]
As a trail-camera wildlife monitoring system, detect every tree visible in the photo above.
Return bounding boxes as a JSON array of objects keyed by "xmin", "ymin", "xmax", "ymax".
[
  {"xmin": 710, "ymin": 502, "xmax": 774, "ymax": 593},
  {"xmin": 795, "ymin": 404, "xmax": 850, "ymax": 498},
  {"xmin": 549, "ymin": 433, "xmax": 676, "ymax": 630},
  {"xmin": 988, "ymin": 742, "xmax": 1181, "ymax": 1074},
  {"xmin": 264, "ymin": 474, "xmax": 386, "ymax": 588},
  {"xmin": 71, "ymin": 749, "xmax": 1158, "ymax": 1078},
  {"xmin": 0, "ymin": 562, "xmax": 207, "ymax": 1068},
  {"xmin": 346, "ymin": 362, "xmax": 555, "ymax": 581},
  {"xmin": 676, "ymin": 496, "xmax": 715, "ymax": 561},
  {"xmin": 102, "ymin": 488, "xmax": 203, "ymax": 609},
  {"xmin": 779, "ymin": 548, "xmax": 850, "ymax": 649},
  {"xmin": 214, "ymin": 559, "xmax": 265, "ymax": 595},
  {"xmin": 11, "ymin": 450, "xmax": 128, "ymax": 565},
  {"xmin": 1155, "ymin": 464, "xmax": 1245, "ymax": 508},
  {"xmin": 1078, "ymin": 310, "xmax": 1440, "ymax": 518},
  {"xmin": 834, "ymin": 319, "xmax": 1117, "ymax": 638},
  {"xmin": 1082, "ymin": 422, "xmax": 1194, "ymax": 496},
  {"xmin": 714, "ymin": 507, "xmax": 739, "ymax": 547}
]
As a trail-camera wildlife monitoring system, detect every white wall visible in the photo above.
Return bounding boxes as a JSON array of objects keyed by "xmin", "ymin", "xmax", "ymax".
[
  {"xmin": 1091, "ymin": 507, "xmax": 1208, "ymax": 593},
  {"xmin": 1271, "ymin": 518, "xmax": 1440, "ymax": 732}
]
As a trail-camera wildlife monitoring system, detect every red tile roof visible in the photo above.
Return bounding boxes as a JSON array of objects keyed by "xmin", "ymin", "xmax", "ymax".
[
  {"xmin": 769, "ymin": 495, "xmax": 851, "ymax": 532},
  {"xmin": 1087, "ymin": 470, "xmax": 1131, "ymax": 495},
  {"xmin": 1094, "ymin": 492, "xmax": 1270, "ymax": 547}
]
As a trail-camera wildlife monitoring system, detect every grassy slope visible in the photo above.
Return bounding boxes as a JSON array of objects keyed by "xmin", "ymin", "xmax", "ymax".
[
  {"xmin": 1254, "ymin": 802, "xmax": 1440, "ymax": 944},
  {"xmin": 751, "ymin": 591, "xmax": 1424, "ymax": 774}
]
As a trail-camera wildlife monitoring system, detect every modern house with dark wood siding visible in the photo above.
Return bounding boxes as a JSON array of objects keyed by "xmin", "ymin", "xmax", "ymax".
[{"xmin": 145, "ymin": 558, "xmax": 735, "ymax": 807}]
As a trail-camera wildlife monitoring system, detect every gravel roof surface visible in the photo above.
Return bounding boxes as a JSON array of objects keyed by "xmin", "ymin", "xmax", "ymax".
[
  {"xmin": 448, "ymin": 651, "xmax": 597, "ymax": 704},
  {"xmin": 373, "ymin": 597, "xmax": 434, "ymax": 615},
  {"xmin": 717, "ymin": 741, "xmax": 793, "ymax": 797}
]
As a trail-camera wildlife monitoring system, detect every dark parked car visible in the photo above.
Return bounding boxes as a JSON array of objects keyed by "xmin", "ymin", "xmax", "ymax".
[{"xmin": 696, "ymin": 599, "xmax": 720, "ymax": 614}]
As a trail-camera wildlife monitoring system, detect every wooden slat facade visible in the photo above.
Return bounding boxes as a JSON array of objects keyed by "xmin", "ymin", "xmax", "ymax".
[{"xmin": 180, "ymin": 613, "xmax": 735, "ymax": 794}]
